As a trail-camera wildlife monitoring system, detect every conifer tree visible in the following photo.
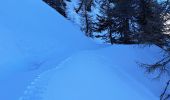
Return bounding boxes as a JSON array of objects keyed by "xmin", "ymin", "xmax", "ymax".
[
  {"xmin": 75, "ymin": 0, "xmax": 95, "ymax": 37},
  {"xmin": 95, "ymin": 0, "xmax": 136, "ymax": 44}
]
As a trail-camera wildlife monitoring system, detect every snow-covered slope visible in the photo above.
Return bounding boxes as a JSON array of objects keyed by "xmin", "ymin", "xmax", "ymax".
[
  {"xmin": 19, "ymin": 45, "xmax": 166, "ymax": 100},
  {"xmin": 0, "ymin": 0, "xmax": 99, "ymax": 73},
  {"xmin": 20, "ymin": 51, "xmax": 155, "ymax": 100},
  {"xmin": 0, "ymin": 0, "xmax": 99, "ymax": 100},
  {"xmin": 0, "ymin": 0, "xmax": 169, "ymax": 100}
]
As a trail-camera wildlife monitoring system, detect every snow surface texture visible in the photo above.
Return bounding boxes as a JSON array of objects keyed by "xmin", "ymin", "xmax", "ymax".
[
  {"xmin": 23, "ymin": 51, "xmax": 158, "ymax": 100},
  {"xmin": 19, "ymin": 46, "xmax": 167, "ymax": 100},
  {"xmin": 0, "ymin": 0, "xmax": 169, "ymax": 100},
  {"xmin": 0, "ymin": 0, "xmax": 99, "ymax": 100}
]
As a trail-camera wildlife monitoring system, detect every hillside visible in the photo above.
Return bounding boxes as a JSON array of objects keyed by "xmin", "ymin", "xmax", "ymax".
[{"xmin": 0, "ymin": 0, "xmax": 169, "ymax": 100}]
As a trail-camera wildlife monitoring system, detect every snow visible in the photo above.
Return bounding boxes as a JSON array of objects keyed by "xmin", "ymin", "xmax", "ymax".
[
  {"xmin": 19, "ymin": 45, "xmax": 165, "ymax": 100},
  {"xmin": 0, "ymin": 0, "xmax": 169, "ymax": 100},
  {"xmin": 34, "ymin": 51, "xmax": 158, "ymax": 100},
  {"xmin": 0, "ymin": 0, "xmax": 99, "ymax": 100}
]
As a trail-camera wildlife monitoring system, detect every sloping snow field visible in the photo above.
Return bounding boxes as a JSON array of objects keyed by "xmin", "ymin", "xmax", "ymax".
[
  {"xmin": 0, "ymin": 0, "xmax": 169, "ymax": 100},
  {"xmin": 0, "ymin": 0, "xmax": 99, "ymax": 100}
]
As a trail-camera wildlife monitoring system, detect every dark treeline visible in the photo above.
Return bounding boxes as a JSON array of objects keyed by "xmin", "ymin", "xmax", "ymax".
[{"xmin": 73, "ymin": 0, "xmax": 170, "ymax": 46}]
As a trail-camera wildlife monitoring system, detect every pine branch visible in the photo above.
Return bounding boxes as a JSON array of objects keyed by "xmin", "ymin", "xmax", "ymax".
[{"xmin": 160, "ymin": 80, "xmax": 170, "ymax": 100}]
